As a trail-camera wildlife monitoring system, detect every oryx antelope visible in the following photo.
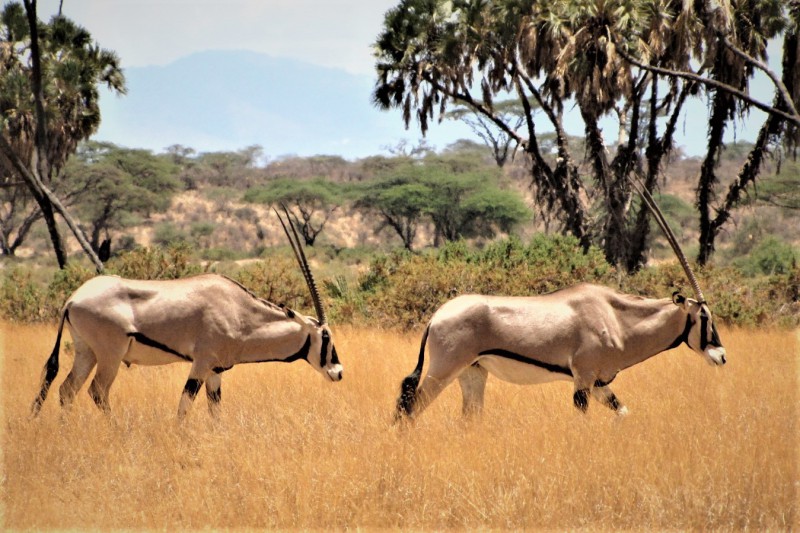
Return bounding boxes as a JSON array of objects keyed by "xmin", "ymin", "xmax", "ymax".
[
  {"xmin": 31, "ymin": 208, "xmax": 342, "ymax": 420},
  {"xmin": 395, "ymin": 183, "xmax": 726, "ymax": 421}
]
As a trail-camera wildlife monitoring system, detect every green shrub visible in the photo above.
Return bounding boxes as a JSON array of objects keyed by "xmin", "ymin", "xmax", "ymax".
[
  {"xmin": 230, "ymin": 256, "xmax": 311, "ymax": 312},
  {"xmin": 733, "ymin": 236, "xmax": 798, "ymax": 276},
  {"xmin": 0, "ymin": 268, "xmax": 45, "ymax": 322},
  {"xmin": 357, "ymin": 235, "xmax": 614, "ymax": 329},
  {"xmin": 106, "ymin": 244, "xmax": 204, "ymax": 280}
]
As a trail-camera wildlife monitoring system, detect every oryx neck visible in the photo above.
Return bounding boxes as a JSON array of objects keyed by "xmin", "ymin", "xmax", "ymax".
[{"xmin": 613, "ymin": 297, "xmax": 689, "ymax": 370}]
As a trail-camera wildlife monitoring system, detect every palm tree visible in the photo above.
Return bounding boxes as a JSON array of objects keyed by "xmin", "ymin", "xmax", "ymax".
[{"xmin": 0, "ymin": 1, "xmax": 125, "ymax": 268}]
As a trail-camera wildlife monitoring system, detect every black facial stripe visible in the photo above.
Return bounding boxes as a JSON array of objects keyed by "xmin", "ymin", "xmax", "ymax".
[
  {"xmin": 710, "ymin": 323, "xmax": 722, "ymax": 346},
  {"xmin": 478, "ymin": 348, "xmax": 573, "ymax": 377},
  {"xmin": 282, "ymin": 335, "xmax": 311, "ymax": 363},
  {"xmin": 700, "ymin": 313, "xmax": 709, "ymax": 350},
  {"xmin": 320, "ymin": 331, "xmax": 330, "ymax": 367},
  {"xmin": 128, "ymin": 332, "xmax": 191, "ymax": 361},
  {"xmin": 667, "ymin": 315, "xmax": 693, "ymax": 351},
  {"xmin": 330, "ymin": 346, "xmax": 340, "ymax": 366},
  {"xmin": 238, "ymin": 335, "xmax": 311, "ymax": 364}
]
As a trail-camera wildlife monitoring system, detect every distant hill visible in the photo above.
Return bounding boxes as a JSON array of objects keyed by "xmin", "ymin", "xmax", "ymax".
[{"xmin": 93, "ymin": 50, "xmax": 472, "ymax": 159}]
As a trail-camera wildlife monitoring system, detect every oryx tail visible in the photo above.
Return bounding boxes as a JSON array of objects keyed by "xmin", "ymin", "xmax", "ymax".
[
  {"xmin": 396, "ymin": 323, "xmax": 429, "ymax": 418},
  {"xmin": 31, "ymin": 307, "xmax": 68, "ymax": 416}
]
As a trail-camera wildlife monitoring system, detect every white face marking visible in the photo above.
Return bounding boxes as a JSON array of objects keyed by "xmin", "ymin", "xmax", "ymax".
[
  {"xmin": 326, "ymin": 364, "xmax": 344, "ymax": 382},
  {"xmin": 704, "ymin": 346, "xmax": 727, "ymax": 366}
]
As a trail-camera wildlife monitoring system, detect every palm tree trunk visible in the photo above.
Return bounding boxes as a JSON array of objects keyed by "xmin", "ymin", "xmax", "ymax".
[{"xmin": 697, "ymin": 89, "xmax": 730, "ymax": 265}]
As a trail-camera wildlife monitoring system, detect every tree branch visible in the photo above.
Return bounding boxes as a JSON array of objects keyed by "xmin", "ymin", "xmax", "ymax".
[
  {"xmin": 720, "ymin": 35, "xmax": 798, "ymax": 117},
  {"xmin": 618, "ymin": 49, "xmax": 800, "ymax": 127},
  {"xmin": 0, "ymin": 134, "xmax": 103, "ymax": 271}
]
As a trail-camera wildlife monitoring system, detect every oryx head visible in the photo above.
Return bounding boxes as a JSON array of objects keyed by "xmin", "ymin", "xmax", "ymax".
[
  {"xmin": 276, "ymin": 206, "xmax": 343, "ymax": 382},
  {"xmin": 631, "ymin": 174, "xmax": 726, "ymax": 367},
  {"xmin": 672, "ymin": 292, "xmax": 726, "ymax": 366}
]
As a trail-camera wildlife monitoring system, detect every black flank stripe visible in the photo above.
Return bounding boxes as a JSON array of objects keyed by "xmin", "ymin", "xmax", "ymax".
[
  {"xmin": 128, "ymin": 332, "xmax": 192, "ymax": 361},
  {"xmin": 478, "ymin": 348, "xmax": 573, "ymax": 377}
]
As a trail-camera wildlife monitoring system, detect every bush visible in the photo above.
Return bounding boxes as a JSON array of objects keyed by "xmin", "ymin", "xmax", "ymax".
[
  {"xmin": 0, "ymin": 268, "xmax": 45, "ymax": 322},
  {"xmin": 733, "ymin": 236, "xmax": 798, "ymax": 276},
  {"xmin": 357, "ymin": 235, "xmax": 614, "ymax": 329}
]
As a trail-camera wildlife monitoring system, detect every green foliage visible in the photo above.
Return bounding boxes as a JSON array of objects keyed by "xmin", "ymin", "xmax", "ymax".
[
  {"xmin": 357, "ymin": 235, "xmax": 612, "ymax": 329},
  {"xmin": 152, "ymin": 223, "xmax": 190, "ymax": 247},
  {"xmin": 243, "ymin": 176, "xmax": 342, "ymax": 206},
  {"xmin": 355, "ymin": 160, "xmax": 530, "ymax": 248},
  {"xmin": 2, "ymin": 238, "xmax": 797, "ymax": 329},
  {"xmin": 63, "ymin": 142, "xmax": 181, "ymax": 250},
  {"xmin": 105, "ymin": 244, "xmax": 204, "ymax": 280},
  {"xmin": 229, "ymin": 256, "xmax": 313, "ymax": 312},
  {"xmin": 0, "ymin": 268, "xmax": 44, "ymax": 322},
  {"xmin": 733, "ymin": 237, "xmax": 798, "ymax": 276}
]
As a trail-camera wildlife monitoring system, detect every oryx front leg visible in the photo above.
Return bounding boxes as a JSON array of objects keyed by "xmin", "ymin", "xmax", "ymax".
[
  {"xmin": 458, "ymin": 363, "xmax": 488, "ymax": 417},
  {"xmin": 178, "ymin": 362, "xmax": 211, "ymax": 420},
  {"xmin": 592, "ymin": 385, "xmax": 629, "ymax": 417}
]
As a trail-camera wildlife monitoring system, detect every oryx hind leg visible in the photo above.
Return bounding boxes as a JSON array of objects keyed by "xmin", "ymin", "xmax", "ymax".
[
  {"xmin": 458, "ymin": 363, "xmax": 488, "ymax": 417},
  {"xmin": 409, "ymin": 352, "xmax": 469, "ymax": 419},
  {"xmin": 59, "ymin": 335, "xmax": 97, "ymax": 409},
  {"xmin": 85, "ymin": 333, "xmax": 131, "ymax": 413},
  {"xmin": 88, "ymin": 358, "xmax": 123, "ymax": 412}
]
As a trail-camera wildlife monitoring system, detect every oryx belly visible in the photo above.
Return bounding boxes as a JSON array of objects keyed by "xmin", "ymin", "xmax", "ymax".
[{"xmin": 478, "ymin": 356, "xmax": 573, "ymax": 385}]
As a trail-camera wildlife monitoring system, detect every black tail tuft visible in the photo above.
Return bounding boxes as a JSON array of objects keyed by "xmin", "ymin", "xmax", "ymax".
[
  {"xmin": 30, "ymin": 308, "xmax": 67, "ymax": 417},
  {"xmin": 394, "ymin": 324, "xmax": 430, "ymax": 420},
  {"xmin": 395, "ymin": 371, "xmax": 422, "ymax": 418}
]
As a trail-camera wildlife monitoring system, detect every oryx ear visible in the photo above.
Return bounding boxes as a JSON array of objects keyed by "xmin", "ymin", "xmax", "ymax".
[
  {"xmin": 672, "ymin": 291, "xmax": 687, "ymax": 307},
  {"xmin": 278, "ymin": 303, "xmax": 296, "ymax": 319}
]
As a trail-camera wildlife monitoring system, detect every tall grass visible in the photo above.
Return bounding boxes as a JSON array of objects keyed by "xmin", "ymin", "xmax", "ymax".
[{"xmin": 1, "ymin": 323, "xmax": 797, "ymax": 530}]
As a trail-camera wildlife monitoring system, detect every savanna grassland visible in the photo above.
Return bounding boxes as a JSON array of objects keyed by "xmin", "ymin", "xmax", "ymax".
[{"xmin": 1, "ymin": 322, "xmax": 797, "ymax": 530}]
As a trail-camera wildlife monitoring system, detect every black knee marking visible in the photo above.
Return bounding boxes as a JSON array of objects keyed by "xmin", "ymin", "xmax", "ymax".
[
  {"xmin": 207, "ymin": 387, "xmax": 221, "ymax": 404},
  {"xmin": 607, "ymin": 394, "xmax": 621, "ymax": 411},
  {"xmin": 573, "ymin": 389, "xmax": 589, "ymax": 412},
  {"xmin": 183, "ymin": 378, "xmax": 203, "ymax": 399}
]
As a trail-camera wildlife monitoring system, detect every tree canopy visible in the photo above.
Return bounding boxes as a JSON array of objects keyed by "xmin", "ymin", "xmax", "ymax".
[{"xmin": 373, "ymin": 0, "xmax": 799, "ymax": 270}]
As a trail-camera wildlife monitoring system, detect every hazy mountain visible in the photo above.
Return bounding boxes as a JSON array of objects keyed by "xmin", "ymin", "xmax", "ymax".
[{"xmin": 93, "ymin": 50, "xmax": 471, "ymax": 159}]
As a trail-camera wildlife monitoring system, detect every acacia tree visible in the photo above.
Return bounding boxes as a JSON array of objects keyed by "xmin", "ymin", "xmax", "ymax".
[
  {"xmin": 0, "ymin": 0, "xmax": 125, "ymax": 268},
  {"xmin": 243, "ymin": 177, "xmax": 343, "ymax": 246},
  {"xmin": 446, "ymin": 100, "xmax": 527, "ymax": 167},
  {"xmin": 373, "ymin": 0, "xmax": 798, "ymax": 271},
  {"xmin": 63, "ymin": 142, "xmax": 180, "ymax": 255},
  {"xmin": 355, "ymin": 158, "xmax": 530, "ymax": 249}
]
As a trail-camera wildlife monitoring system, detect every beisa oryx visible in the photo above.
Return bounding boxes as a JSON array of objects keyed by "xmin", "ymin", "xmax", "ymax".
[
  {"xmin": 395, "ymin": 181, "xmax": 726, "ymax": 421},
  {"xmin": 31, "ymin": 207, "xmax": 343, "ymax": 420}
]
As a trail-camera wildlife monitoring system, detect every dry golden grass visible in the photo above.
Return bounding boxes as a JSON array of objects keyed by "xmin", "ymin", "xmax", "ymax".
[{"xmin": 1, "ymin": 322, "xmax": 797, "ymax": 530}]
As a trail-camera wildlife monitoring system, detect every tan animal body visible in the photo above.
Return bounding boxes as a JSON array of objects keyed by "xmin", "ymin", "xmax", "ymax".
[
  {"xmin": 396, "ymin": 284, "xmax": 725, "ymax": 419},
  {"xmin": 396, "ymin": 176, "xmax": 726, "ymax": 420},
  {"xmin": 31, "ymin": 208, "xmax": 341, "ymax": 419}
]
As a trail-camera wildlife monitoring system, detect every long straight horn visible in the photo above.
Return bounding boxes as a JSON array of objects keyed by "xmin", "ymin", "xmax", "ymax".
[
  {"xmin": 274, "ymin": 205, "xmax": 328, "ymax": 324},
  {"xmin": 629, "ymin": 174, "xmax": 706, "ymax": 304}
]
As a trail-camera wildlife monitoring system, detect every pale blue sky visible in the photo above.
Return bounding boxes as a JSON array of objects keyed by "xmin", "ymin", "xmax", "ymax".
[
  {"xmin": 38, "ymin": 0, "xmax": 397, "ymax": 75},
  {"xmin": 35, "ymin": 1, "xmax": 779, "ymax": 159}
]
